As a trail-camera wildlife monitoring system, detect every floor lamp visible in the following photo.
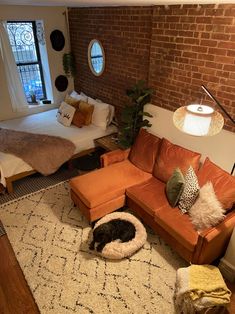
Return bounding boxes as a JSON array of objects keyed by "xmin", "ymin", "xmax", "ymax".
[
  {"xmin": 173, "ymin": 85, "xmax": 235, "ymax": 281},
  {"xmin": 173, "ymin": 85, "xmax": 235, "ymax": 175}
]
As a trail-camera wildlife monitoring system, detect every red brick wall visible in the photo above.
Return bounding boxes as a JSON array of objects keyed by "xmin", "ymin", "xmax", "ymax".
[
  {"xmin": 69, "ymin": 7, "xmax": 153, "ymax": 110},
  {"xmin": 149, "ymin": 4, "xmax": 235, "ymax": 132},
  {"xmin": 69, "ymin": 4, "xmax": 235, "ymax": 132}
]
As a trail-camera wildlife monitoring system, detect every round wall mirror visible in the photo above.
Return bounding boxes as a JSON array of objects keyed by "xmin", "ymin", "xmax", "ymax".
[{"xmin": 88, "ymin": 39, "xmax": 105, "ymax": 76}]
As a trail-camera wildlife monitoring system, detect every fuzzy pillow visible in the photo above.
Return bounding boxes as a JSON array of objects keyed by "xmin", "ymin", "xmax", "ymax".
[
  {"xmin": 178, "ymin": 166, "xmax": 200, "ymax": 214},
  {"xmin": 189, "ymin": 182, "xmax": 225, "ymax": 231}
]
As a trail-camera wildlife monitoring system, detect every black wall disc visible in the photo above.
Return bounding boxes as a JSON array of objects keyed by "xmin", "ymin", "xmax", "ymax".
[
  {"xmin": 50, "ymin": 30, "xmax": 65, "ymax": 51},
  {"xmin": 55, "ymin": 75, "xmax": 68, "ymax": 92}
]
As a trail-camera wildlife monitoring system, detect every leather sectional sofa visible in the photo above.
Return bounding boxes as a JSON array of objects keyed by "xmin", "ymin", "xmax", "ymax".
[{"xmin": 70, "ymin": 129, "xmax": 235, "ymax": 264}]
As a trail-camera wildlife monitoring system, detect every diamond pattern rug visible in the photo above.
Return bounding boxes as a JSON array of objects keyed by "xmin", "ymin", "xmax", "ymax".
[{"xmin": 0, "ymin": 182, "xmax": 187, "ymax": 314}]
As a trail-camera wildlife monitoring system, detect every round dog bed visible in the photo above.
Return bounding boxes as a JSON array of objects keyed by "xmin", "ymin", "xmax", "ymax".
[{"xmin": 94, "ymin": 212, "xmax": 147, "ymax": 259}]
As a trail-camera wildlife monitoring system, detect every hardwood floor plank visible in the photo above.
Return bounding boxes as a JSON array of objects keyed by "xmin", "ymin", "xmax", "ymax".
[{"xmin": 0, "ymin": 227, "xmax": 39, "ymax": 314}]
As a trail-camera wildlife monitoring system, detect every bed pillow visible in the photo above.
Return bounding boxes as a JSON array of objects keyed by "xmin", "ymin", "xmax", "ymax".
[
  {"xmin": 189, "ymin": 182, "xmax": 225, "ymax": 231},
  {"xmin": 166, "ymin": 168, "xmax": 185, "ymax": 207},
  {"xmin": 57, "ymin": 102, "xmax": 75, "ymax": 127},
  {"xmin": 72, "ymin": 109, "xmax": 85, "ymax": 128},
  {"xmin": 198, "ymin": 157, "xmax": 235, "ymax": 212},
  {"xmin": 79, "ymin": 101, "xmax": 94, "ymax": 125},
  {"xmin": 178, "ymin": 166, "xmax": 200, "ymax": 214},
  {"xmin": 88, "ymin": 97, "xmax": 110, "ymax": 130},
  {"xmin": 70, "ymin": 90, "xmax": 88, "ymax": 102},
  {"xmin": 65, "ymin": 95, "xmax": 80, "ymax": 108},
  {"xmin": 94, "ymin": 98, "xmax": 115, "ymax": 126}
]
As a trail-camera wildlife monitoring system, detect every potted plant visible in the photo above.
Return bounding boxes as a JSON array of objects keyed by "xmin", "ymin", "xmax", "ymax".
[
  {"xmin": 63, "ymin": 52, "xmax": 76, "ymax": 77},
  {"xmin": 118, "ymin": 80, "xmax": 153, "ymax": 148},
  {"xmin": 29, "ymin": 90, "xmax": 38, "ymax": 104}
]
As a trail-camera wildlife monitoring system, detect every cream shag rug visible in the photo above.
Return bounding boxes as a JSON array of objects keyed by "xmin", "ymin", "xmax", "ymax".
[{"xmin": 0, "ymin": 182, "xmax": 186, "ymax": 314}]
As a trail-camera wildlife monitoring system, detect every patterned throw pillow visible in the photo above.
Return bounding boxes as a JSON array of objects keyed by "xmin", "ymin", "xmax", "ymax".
[
  {"xmin": 166, "ymin": 168, "xmax": 185, "ymax": 207},
  {"xmin": 178, "ymin": 166, "xmax": 200, "ymax": 214},
  {"xmin": 57, "ymin": 102, "xmax": 76, "ymax": 127}
]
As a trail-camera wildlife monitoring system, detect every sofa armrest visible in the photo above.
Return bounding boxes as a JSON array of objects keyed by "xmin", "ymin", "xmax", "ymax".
[
  {"xmin": 100, "ymin": 148, "xmax": 130, "ymax": 167},
  {"xmin": 192, "ymin": 211, "xmax": 235, "ymax": 264}
]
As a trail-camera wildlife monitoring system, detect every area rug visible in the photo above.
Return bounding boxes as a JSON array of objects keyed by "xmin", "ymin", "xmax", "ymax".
[{"xmin": 0, "ymin": 182, "xmax": 187, "ymax": 314}]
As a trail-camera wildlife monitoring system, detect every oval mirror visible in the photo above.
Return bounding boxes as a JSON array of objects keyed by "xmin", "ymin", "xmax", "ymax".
[{"xmin": 88, "ymin": 39, "xmax": 105, "ymax": 76}]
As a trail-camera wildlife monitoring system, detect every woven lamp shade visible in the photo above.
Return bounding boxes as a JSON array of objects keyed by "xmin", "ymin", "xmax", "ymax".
[{"xmin": 173, "ymin": 105, "xmax": 224, "ymax": 137}]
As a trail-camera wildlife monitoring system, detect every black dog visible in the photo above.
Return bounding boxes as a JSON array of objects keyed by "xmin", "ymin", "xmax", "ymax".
[{"xmin": 89, "ymin": 219, "xmax": 136, "ymax": 252}]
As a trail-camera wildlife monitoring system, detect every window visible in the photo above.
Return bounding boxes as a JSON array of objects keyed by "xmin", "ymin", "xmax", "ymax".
[
  {"xmin": 6, "ymin": 21, "xmax": 46, "ymax": 103},
  {"xmin": 88, "ymin": 39, "xmax": 105, "ymax": 76}
]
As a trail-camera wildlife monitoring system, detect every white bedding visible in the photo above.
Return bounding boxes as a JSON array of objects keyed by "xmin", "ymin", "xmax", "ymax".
[{"xmin": 0, "ymin": 109, "xmax": 117, "ymax": 186}]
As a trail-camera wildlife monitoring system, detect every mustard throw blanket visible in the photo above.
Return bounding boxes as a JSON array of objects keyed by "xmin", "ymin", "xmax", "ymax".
[
  {"xmin": 0, "ymin": 128, "xmax": 76, "ymax": 175},
  {"xmin": 175, "ymin": 265, "xmax": 231, "ymax": 314}
]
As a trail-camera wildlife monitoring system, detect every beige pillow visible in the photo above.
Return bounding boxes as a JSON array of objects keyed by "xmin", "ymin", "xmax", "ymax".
[
  {"xmin": 189, "ymin": 181, "xmax": 225, "ymax": 231},
  {"xmin": 65, "ymin": 95, "xmax": 80, "ymax": 108}
]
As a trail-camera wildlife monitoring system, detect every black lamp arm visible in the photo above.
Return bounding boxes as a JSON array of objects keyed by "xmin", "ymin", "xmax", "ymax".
[{"xmin": 201, "ymin": 85, "xmax": 235, "ymax": 125}]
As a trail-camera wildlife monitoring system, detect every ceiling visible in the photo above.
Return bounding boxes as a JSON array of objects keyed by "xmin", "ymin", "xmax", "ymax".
[{"xmin": 0, "ymin": 0, "xmax": 235, "ymax": 7}]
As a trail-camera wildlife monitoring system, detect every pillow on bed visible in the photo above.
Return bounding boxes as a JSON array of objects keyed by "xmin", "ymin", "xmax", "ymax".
[
  {"xmin": 70, "ymin": 90, "xmax": 88, "ymax": 102},
  {"xmin": 65, "ymin": 95, "xmax": 80, "ymax": 108},
  {"xmin": 79, "ymin": 101, "xmax": 94, "ymax": 125},
  {"xmin": 96, "ymin": 98, "xmax": 115, "ymax": 125},
  {"xmin": 72, "ymin": 109, "xmax": 85, "ymax": 128},
  {"xmin": 88, "ymin": 97, "xmax": 112, "ymax": 130},
  {"xmin": 57, "ymin": 102, "xmax": 75, "ymax": 127}
]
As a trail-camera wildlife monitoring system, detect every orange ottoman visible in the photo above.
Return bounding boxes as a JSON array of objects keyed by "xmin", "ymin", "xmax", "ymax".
[{"xmin": 69, "ymin": 159, "xmax": 152, "ymax": 222}]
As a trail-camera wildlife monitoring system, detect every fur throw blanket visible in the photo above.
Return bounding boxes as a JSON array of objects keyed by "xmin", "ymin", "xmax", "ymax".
[{"xmin": 0, "ymin": 128, "xmax": 76, "ymax": 175}]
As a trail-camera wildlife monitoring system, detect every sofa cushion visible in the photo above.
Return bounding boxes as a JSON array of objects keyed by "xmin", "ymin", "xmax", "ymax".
[
  {"xmin": 153, "ymin": 138, "xmax": 201, "ymax": 183},
  {"xmin": 166, "ymin": 167, "xmax": 185, "ymax": 207},
  {"xmin": 154, "ymin": 205, "xmax": 198, "ymax": 252},
  {"xmin": 70, "ymin": 159, "xmax": 152, "ymax": 208},
  {"xmin": 198, "ymin": 157, "xmax": 235, "ymax": 211},
  {"xmin": 129, "ymin": 128, "xmax": 162, "ymax": 173},
  {"xmin": 126, "ymin": 177, "xmax": 168, "ymax": 217}
]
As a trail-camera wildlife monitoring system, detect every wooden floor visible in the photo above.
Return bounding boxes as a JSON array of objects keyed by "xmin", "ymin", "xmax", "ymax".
[
  {"xmin": 0, "ymin": 223, "xmax": 39, "ymax": 314},
  {"xmin": 0, "ymin": 222, "xmax": 234, "ymax": 314}
]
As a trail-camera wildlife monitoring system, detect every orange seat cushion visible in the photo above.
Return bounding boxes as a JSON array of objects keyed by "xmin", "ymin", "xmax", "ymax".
[
  {"xmin": 198, "ymin": 157, "xmax": 235, "ymax": 211},
  {"xmin": 129, "ymin": 128, "xmax": 162, "ymax": 173},
  {"xmin": 154, "ymin": 205, "xmax": 198, "ymax": 252},
  {"xmin": 126, "ymin": 177, "xmax": 168, "ymax": 217},
  {"xmin": 70, "ymin": 159, "xmax": 152, "ymax": 208},
  {"xmin": 153, "ymin": 138, "xmax": 201, "ymax": 183}
]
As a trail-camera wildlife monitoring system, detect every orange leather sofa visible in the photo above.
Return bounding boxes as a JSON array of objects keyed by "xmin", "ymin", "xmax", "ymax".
[{"xmin": 70, "ymin": 129, "xmax": 235, "ymax": 264}]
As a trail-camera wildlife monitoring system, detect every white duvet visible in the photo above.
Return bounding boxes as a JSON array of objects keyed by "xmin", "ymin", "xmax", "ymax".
[{"xmin": 0, "ymin": 109, "xmax": 117, "ymax": 186}]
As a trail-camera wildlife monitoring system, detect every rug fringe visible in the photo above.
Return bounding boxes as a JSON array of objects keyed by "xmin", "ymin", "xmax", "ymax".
[{"xmin": 0, "ymin": 180, "xmax": 69, "ymax": 208}]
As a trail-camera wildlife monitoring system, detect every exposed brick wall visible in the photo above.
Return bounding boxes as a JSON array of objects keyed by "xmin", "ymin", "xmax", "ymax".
[
  {"xmin": 149, "ymin": 4, "xmax": 235, "ymax": 132},
  {"xmin": 69, "ymin": 7, "xmax": 153, "ymax": 110},
  {"xmin": 69, "ymin": 4, "xmax": 235, "ymax": 132}
]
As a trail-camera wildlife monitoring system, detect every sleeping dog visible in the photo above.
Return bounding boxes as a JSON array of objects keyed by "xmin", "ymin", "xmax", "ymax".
[{"xmin": 89, "ymin": 219, "xmax": 136, "ymax": 252}]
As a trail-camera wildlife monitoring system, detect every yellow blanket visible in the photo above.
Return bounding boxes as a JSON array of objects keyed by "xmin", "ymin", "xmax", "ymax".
[{"xmin": 175, "ymin": 265, "xmax": 231, "ymax": 314}]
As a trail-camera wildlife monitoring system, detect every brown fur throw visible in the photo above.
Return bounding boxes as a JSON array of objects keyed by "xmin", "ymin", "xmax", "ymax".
[{"xmin": 0, "ymin": 128, "xmax": 76, "ymax": 175}]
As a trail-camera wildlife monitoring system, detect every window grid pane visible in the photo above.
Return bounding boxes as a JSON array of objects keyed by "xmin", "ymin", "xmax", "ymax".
[{"xmin": 7, "ymin": 21, "xmax": 46, "ymax": 102}]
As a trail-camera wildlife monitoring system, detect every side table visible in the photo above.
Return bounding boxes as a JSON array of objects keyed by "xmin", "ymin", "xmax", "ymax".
[{"xmin": 95, "ymin": 133, "xmax": 120, "ymax": 152}]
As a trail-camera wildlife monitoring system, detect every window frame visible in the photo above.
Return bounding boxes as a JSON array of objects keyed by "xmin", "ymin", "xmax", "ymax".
[{"xmin": 7, "ymin": 20, "xmax": 47, "ymax": 103}]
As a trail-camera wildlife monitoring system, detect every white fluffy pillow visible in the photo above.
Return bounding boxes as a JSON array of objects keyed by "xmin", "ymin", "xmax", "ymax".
[
  {"xmin": 88, "ymin": 97, "xmax": 110, "ymax": 130},
  {"xmin": 56, "ymin": 102, "xmax": 75, "ymax": 127},
  {"xmin": 189, "ymin": 181, "xmax": 225, "ymax": 231},
  {"xmin": 70, "ymin": 90, "xmax": 88, "ymax": 102}
]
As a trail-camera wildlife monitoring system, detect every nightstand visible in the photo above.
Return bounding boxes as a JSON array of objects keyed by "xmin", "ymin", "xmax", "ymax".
[{"xmin": 95, "ymin": 133, "xmax": 120, "ymax": 151}]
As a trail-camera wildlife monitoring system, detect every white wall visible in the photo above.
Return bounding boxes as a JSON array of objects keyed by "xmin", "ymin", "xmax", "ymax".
[
  {"xmin": 0, "ymin": 5, "xmax": 73, "ymax": 121},
  {"xmin": 145, "ymin": 104, "xmax": 235, "ymax": 173}
]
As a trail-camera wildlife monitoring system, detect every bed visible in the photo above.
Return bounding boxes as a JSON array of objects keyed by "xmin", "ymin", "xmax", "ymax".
[{"xmin": 0, "ymin": 109, "xmax": 117, "ymax": 193}]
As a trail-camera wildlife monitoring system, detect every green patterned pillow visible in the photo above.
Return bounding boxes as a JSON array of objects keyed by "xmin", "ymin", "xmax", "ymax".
[
  {"xmin": 178, "ymin": 166, "xmax": 200, "ymax": 214},
  {"xmin": 166, "ymin": 168, "xmax": 185, "ymax": 207}
]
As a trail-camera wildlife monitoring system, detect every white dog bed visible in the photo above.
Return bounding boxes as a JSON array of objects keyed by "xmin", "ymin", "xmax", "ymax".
[{"xmin": 93, "ymin": 212, "xmax": 147, "ymax": 259}]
